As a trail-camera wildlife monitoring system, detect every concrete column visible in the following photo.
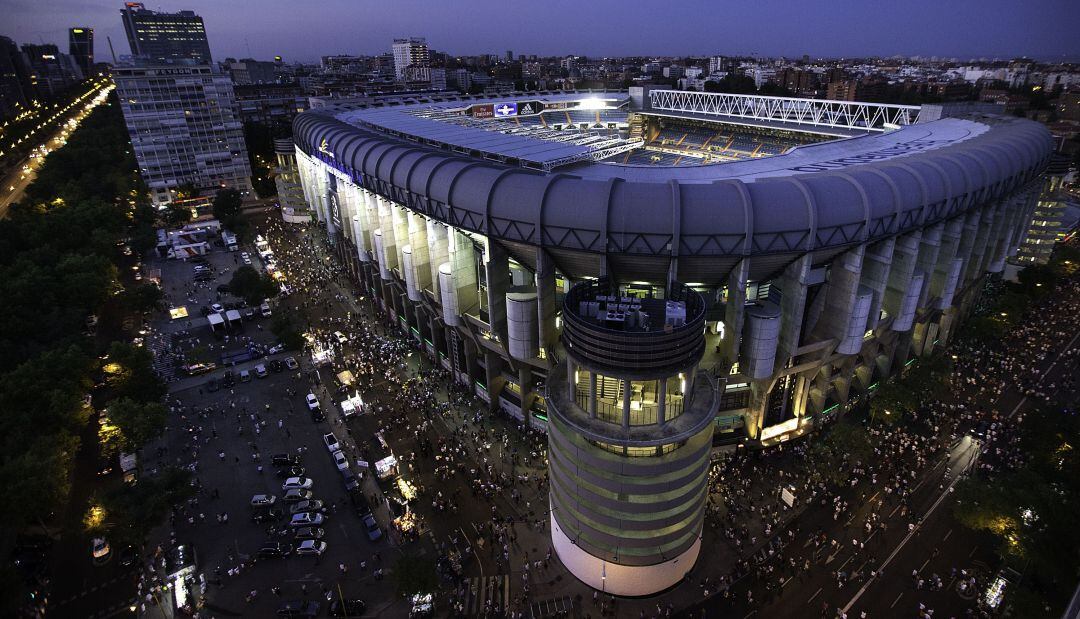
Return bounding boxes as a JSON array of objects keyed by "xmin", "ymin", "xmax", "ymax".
[
  {"xmin": 536, "ymin": 249, "xmax": 559, "ymax": 355},
  {"xmin": 776, "ymin": 255, "xmax": 812, "ymax": 368},
  {"xmin": 657, "ymin": 378, "xmax": 667, "ymax": 425},
  {"xmin": 391, "ymin": 205, "xmax": 409, "ymax": 275},
  {"xmin": 407, "ymin": 212, "xmax": 432, "ymax": 296},
  {"xmin": 819, "ymin": 245, "xmax": 866, "ymax": 348},
  {"xmin": 883, "ymin": 231, "xmax": 922, "ymax": 326},
  {"xmin": 485, "ymin": 352, "xmax": 506, "ymax": 410},
  {"xmin": 954, "ymin": 210, "xmax": 982, "ymax": 287},
  {"xmin": 518, "ymin": 366, "xmax": 534, "ymax": 422},
  {"xmin": 859, "ymin": 238, "xmax": 895, "ymax": 331},
  {"xmin": 375, "ymin": 196, "xmax": 399, "ymax": 273},
  {"xmin": 965, "ymin": 204, "xmax": 995, "ymax": 285},
  {"xmin": 427, "ymin": 221, "xmax": 450, "ymax": 298},
  {"xmin": 930, "ymin": 217, "xmax": 962, "ymax": 306},
  {"xmin": 722, "ymin": 259, "xmax": 750, "ymax": 365},
  {"xmin": 588, "ymin": 371, "xmax": 597, "ymax": 418},
  {"xmin": 622, "ymin": 379, "xmax": 631, "ymax": 429},
  {"xmin": 507, "ymin": 291, "xmax": 539, "ymax": 360},
  {"xmin": 485, "ymin": 239, "xmax": 511, "ymax": 344},
  {"xmin": 741, "ymin": 303, "xmax": 782, "ymax": 380}
]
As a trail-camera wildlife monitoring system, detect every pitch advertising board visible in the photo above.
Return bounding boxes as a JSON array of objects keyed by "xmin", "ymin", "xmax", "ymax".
[
  {"xmin": 516, "ymin": 101, "xmax": 544, "ymax": 116},
  {"xmin": 493, "ymin": 102, "xmax": 518, "ymax": 117},
  {"xmin": 470, "ymin": 104, "xmax": 494, "ymax": 119}
]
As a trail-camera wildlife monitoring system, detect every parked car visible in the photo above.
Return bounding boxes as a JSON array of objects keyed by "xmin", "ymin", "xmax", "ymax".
[
  {"xmin": 323, "ymin": 432, "xmax": 340, "ymax": 453},
  {"xmin": 282, "ymin": 477, "xmax": 313, "ymax": 490},
  {"xmin": 275, "ymin": 465, "xmax": 305, "ymax": 479},
  {"xmin": 239, "ymin": 369, "xmax": 251, "ymax": 383},
  {"xmin": 91, "ymin": 537, "xmax": 110, "ymax": 560},
  {"xmin": 269, "ymin": 359, "xmax": 284, "ymax": 373},
  {"xmin": 329, "ymin": 600, "xmax": 367, "ymax": 617},
  {"xmin": 216, "ymin": 284, "xmax": 231, "ymax": 294},
  {"xmin": 332, "ymin": 450, "xmax": 349, "ymax": 472},
  {"xmin": 306, "ymin": 394, "xmax": 320, "ymax": 411},
  {"xmin": 268, "ymin": 343, "xmax": 286, "ymax": 354},
  {"xmin": 210, "ymin": 303, "xmax": 224, "ymax": 313},
  {"xmin": 183, "ymin": 362, "xmax": 216, "ymax": 376},
  {"xmin": 272, "ymin": 454, "xmax": 301, "ymax": 467},
  {"xmin": 250, "ymin": 494, "xmax": 277, "ymax": 507},
  {"xmin": 290, "ymin": 499, "xmax": 325, "ymax": 514},
  {"xmin": 289, "ymin": 512, "xmax": 324, "ymax": 528},
  {"xmin": 282, "ymin": 488, "xmax": 313, "ymax": 503},
  {"xmin": 255, "ymin": 364, "xmax": 268, "ymax": 379},
  {"xmin": 285, "ymin": 357, "xmax": 299, "ymax": 370},
  {"xmin": 362, "ymin": 514, "xmax": 382, "ymax": 541},
  {"xmin": 342, "ymin": 470, "xmax": 361, "ymax": 493},
  {"xmin": 293, "ymin": 527, "xmax": 325, "ymax": 541},
  {"xmin": 277, "ymin": 600, "xmax": 320, "ymax": 618},
  {"xmin": 261, "ymin": 302, "xmax": 272, "ymax": 317},
  {"xmin": 295, "ymin": 540, "xmax": 327, "ymax": 556},
  {"xmin": 257, "ymin": 541, "xmax": 290, "ymax": 558}
]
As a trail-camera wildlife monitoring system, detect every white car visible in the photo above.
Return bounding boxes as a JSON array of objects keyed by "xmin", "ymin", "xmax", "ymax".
[
  {"xmin": 323, "ymin": 432, "xmax": 340, "ymax": 453},
  {"xmin": 332, "ymin": 450, "xmax": 349, "ymax": 472},
  {"xmin": 334, "ymin": 331, "xmax": 348, "ymax": 345},
  {"xmin": 210, "ymin": 303, "xmax": 224, "ymax": 313},
  {"xmin": 285, "ymin": 357, "xmax": 299, "ymax": 370},
  {"xmin": 296, "ymin": 540, "xmax": 327, "ymax": 556},
  {"xmin": 282, "ymin": 476, "xmax": 313, "ymax": 490},
  {"xmin": 306, "ymin": 394, "xmax": 320, "ymax": 411},
  {"xmin": 289, "ymin": 512, "xmax": 324, "ymax": 528},
  {"xmin": 250, "ymin": 494, "xmax": 277, "ymax": 507}
]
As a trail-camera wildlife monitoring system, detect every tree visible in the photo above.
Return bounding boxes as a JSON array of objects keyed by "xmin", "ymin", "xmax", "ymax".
[
  {"xmin": 212, "ymin": 188, "xmax": 244, "ymax": 233},
  {"xmin": 271, "ymin": 309, "xmax": 306, "ymax": 351},
  {"xmin": 162, "ymin": 204, "xmax": 193, "ymax": 228},
  {"xmin": 103, "ymin": 397, "xmax": 167, "ymax": 452},
  {"xmin": 100, "ymin": 466, "xmax": 194, "ymax": 545},
  {"xmin": 392, "ymin": 554, "xmax": 438, "ymax": 597},
  {"xmin": 105, "ymin": 341, "xmax": 167, "ymax": 403},
  {"xmin": 118, "ymin": 282, "xmax": 164, "ymax": 314},
  {"xmin": 229, "ymin": 265, "xmax": 280, "ymax": 305}
]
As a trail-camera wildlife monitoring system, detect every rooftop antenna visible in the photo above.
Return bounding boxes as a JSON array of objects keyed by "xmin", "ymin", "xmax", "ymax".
[{"xmin": 107, "ymin": 36, "xmax": 117, "ymax": 64}]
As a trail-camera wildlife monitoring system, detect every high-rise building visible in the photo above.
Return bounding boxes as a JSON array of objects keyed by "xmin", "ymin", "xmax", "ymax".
[
  {"xmin": 0, "ymin": 36, "xmax": 33, "ymax": 119},
  {"xmin": 228, "ymin": 59, "xmax": 277, "ymax": 85},
  {"xmin": 392, "ymin": 37, "xmax": 429, "ymax": 81},
  {"xmin": 1014, "ymin": 154, "xmax": 1072, "ymax": 265},
  {"xmin": 68, "ymin": 27, "xmax": 94, "ymax": 74},
  {"xmin": 21, "ymin": 43, "xmax": 85, "ymax": 100},
  {"xmin": 121, "ymin": 3, "xmax": 211, "ymax": 64},
  {"xmin": 112, "ymin": 63, "xmax": 251, "ymax": 206}
]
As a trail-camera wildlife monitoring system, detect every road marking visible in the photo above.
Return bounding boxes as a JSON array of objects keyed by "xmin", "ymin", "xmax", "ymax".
[
  {"xmin": 782, "ymin": 577, "xmax": 793, "ymax": 588},
  {"xmin": 890, "ymin": 592, "xmax": 904, "ymax": 608},
  {"xmin": 943, "ymin": 529, "xmax": 953, "ymax": 542},
  {"xmin": 838, "ymin": 555, "xmax": 852, "ymax": 570},
  {"xmin": 918, "ymin": 558, "xmax": 930, "ymax": 573},
  {"xmin": 969, "ymin": 545, "xmax": 979, "ymax": 558},
  {"xmin": 742, "ymin": 612, "xmax": 757, "ymax": 619},
  {"xmin": 808, "ymin": 587, "xmax": 823, "ymax": 602}
]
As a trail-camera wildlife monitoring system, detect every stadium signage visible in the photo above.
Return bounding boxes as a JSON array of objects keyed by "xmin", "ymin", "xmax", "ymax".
[
  {"xmin": 544, "ymin": 101, "xmax": 569, "ymax": 110},
  {"xmin": 471, "ymin": 104, "xmax": 494, "ymax": 119},
  {"xmin": 494, "ymin": 102, "xmax": 518, "ymax": 117},
  {"xmin": 516, "ymin": 101, "xmax": 544, "ymax": 116},
  {"xmin": 318, "ymin": 138, "xmax": 335, "ymax": 158},
  {"xmin": 787, "ymin": 138, "xmax": 952, "ymax": 172}
]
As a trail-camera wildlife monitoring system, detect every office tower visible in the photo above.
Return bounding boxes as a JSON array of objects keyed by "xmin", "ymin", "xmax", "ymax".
[
  {"xmin": 0, "ymin": 36, "xmax": 33, "ymax": 119},
  {"xmin": 392, "ymin": 37, "xmax": 429, "ymax": 81},
  {"xmin": 112, "ymin": 63, "xmax": 251, "ymax": 206},
  {"xmin": 69, "ymin": 27, "xmax": 94, "ymax": 74},
  {"xmin": 21, "ymin": 43, "xmax": 85, "ymax": 100},
  {"xmin": 121, "ymin": 2, "xmax": 211, "ymax": 64}
]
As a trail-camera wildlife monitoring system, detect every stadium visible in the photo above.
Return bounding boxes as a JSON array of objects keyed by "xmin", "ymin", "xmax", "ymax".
[{"xmin": 291, "ymin": 87, "xmax": 1053, "ymax": 596}]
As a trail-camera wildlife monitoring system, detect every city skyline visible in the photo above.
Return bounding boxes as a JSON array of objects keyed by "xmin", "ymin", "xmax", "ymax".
[{"xmin": 3, "ymin": 0, "xmax": 1080, "ymax": 64}]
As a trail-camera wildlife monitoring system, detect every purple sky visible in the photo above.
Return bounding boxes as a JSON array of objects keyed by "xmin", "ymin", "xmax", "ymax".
[{"xmin": 5, "ymin": 0, "xmax": 1079, "ymax": 63}]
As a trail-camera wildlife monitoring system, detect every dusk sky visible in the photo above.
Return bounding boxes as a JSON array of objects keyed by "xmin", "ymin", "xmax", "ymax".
[{"xmin": 5, "ymin": 0, "xmax": 1079, "ymax": 63}]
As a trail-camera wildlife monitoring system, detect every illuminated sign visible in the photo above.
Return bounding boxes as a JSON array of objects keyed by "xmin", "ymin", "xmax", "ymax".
[
  {"xmin": 318, "ymin": 138, "xmax": 334, "ymax": 158},
  {"xmin": 516, "ymin": 100, "xmax": 544, "ymax": 116},
  {"xmin": 470, "ymin": 104, "xmax": 494, "ymax": 119},
  {"xmin": 72, "ymin": 29, "xmax": 84, "ymax": 34},
  {"xmin": 493, "ymin": 102, "xmax": 517, "ymax": 117},
  {"xmin": 543, "ymin": 101, "xmax": 569, "ymax": 110},
  {"xmin": 759, "ymin": 417, "xmax": 799, "ymax": 441}
]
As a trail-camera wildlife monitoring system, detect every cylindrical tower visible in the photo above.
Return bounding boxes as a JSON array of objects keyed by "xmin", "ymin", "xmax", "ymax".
[{"xmin": 546, "ymin": 280, "xmax": 718, "ymax": 596}]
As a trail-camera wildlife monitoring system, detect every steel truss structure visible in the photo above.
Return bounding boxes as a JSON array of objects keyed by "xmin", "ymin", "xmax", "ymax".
[{"xmin": 649, "ymin": 90, "xmax": 921, "ymax": 133}]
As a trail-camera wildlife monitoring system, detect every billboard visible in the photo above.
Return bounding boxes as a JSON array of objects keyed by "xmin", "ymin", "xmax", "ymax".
[
  {"xmin": 470, "ymin": 104, "xmax": 494, "ymax": 119},
  {"xmin": 516, "ymin": 101, "xmax": 544, "ymax": 116},
  {"xmin": 493, "ymin": 102, "xmax": 518, "ymax": 118},
  {"xmin": 544, "ymin": 101, "xmax": 569, "ymax": 110}
]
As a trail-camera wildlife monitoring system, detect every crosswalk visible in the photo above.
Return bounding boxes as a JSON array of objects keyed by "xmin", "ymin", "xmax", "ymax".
[
  {"xmin": 460, "ymin": 575, "xmax": 511, "ymax": 616},
  {"xmin": 149, "ymin": 334, "xmax": 176, "ymax": 381},
  {"xmin": 528, "ymin": 595, "xmax": 574, "ymax": 618}
]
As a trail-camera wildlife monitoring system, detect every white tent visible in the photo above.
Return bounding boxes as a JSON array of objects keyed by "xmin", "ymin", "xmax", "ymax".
[{"xmin": 207, "ymin": 312, "xmax": 225, "ymax": 331}]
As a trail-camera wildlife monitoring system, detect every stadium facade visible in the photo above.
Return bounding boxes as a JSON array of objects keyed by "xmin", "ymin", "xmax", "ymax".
[{"xmin": 291, "ymin": 88, "xmax": 1053, "ymax": 595}]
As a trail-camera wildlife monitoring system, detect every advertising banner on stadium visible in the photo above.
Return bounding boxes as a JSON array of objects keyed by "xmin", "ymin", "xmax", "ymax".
[
  {"xmin": 470, "ymin": 104, "xmax": 494, "ymax": 119},
  {"xmin": 493, "ymin": 102, "xmax": 518, "ymax": 117},
  {"xmin": 543, "ymin": 101, "xmax": 569, "ymax": 110},
  {"xmin": 516, "ymin": 101, "xmax": 544, "ymax": 116}
]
